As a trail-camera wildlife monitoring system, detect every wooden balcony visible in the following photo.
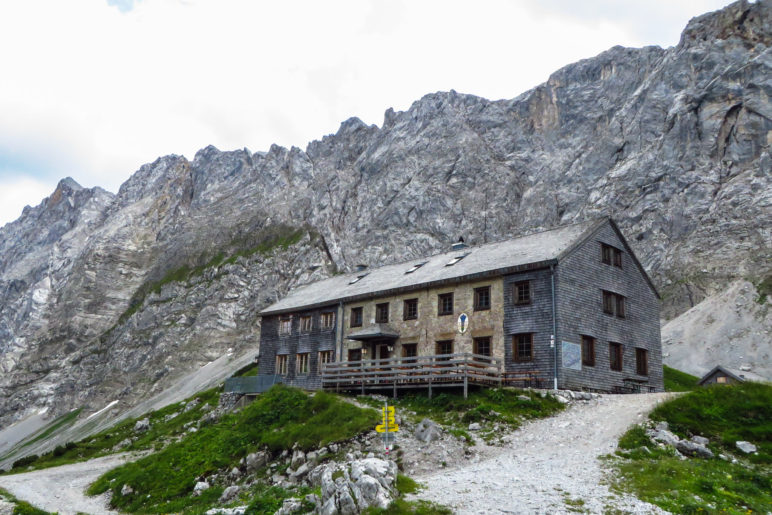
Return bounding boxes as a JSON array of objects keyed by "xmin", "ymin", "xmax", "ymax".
[{"xmin": 321, "ymin": 353, "xmax": 542, "ymax": 398}]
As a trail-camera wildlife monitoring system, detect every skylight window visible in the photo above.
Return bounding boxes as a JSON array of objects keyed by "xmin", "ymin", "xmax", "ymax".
[
  {"xmin": 349, "ymin": 273, "xmax": 369, "ymax": 285},
  {"xmin": 445, "ymin": 253, "xmax": 469, "ymax": 267},
  {"xmin": 405, "ymin": 261, "xmax": 427, "ymax": 274}
]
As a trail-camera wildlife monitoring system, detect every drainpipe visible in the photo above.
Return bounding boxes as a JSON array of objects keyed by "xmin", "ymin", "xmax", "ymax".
[
  {"xmin": 337, "ymin": 300, "xmax": 345, "ymax": 362},
  {"xmin": 550, "ymin": 264, "xmax": 558, "ymax": 390}
]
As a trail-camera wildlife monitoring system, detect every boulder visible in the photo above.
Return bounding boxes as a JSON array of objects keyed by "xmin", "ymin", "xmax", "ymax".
[
  {"xmin": 205, "ymin": 508, "xmax": 246, "ymax": 515},
  {"xmin": 246, "ymin": 450, "xmax": 271, "ymax": 472},
  {"xmin": 289, "ymin": 462, "xmax": 309, "ymax": 482},
  {"xmin": 655, "ymin": 421, "xmax": 669, "ymax": 432},
  {"xmin": 691, "ymin": 435, "xmax": 709, "ymax": 446},
  {"xmin": 133, "ymin": 418, "xmax": 151, "ymax": 432},
  {"xmin": 121, "ymin": 484, "xmax": 134, "ymax": 496},
  {"xmin": 184, "ymin": 398, "xmax": 201, "ymax": 412},
  {"xmin": 275, "ymin": 497, "xmax": 303, "ymax": 515},
  {"xmin": 468, "ymin": 422, "xmax": 481, "ymax": 431},
  {"xmin": 415, "ymin": 418, "xmax": 442, "ymax": 443},
  {"xmin": 676, "ymin": 440, "xmax": 714, "ymax": 458},
  {"xmin": 318, "ymin": 458, "xmax": 397, "ymax": 514},
  {"xmin": 229, "ymin": 467, "xmax": 241, "ymax": 479},
  {"xmin": 219, "ymin": 485, "xmax": 240, "ymax": 504},
  {"xmin": 647, "ymin": 427, "xmax": 679, "ymax": 447},
  {"xmin": 736, "ymin": 441, "xmax": 757, "ymax": 453},
  {"xmin": 193, "ymin": 481, "xmax": 210, "ymax": 496},
  {"xmin": 290, "ymin": 449, "xmax": 306, "ymax": 469}
]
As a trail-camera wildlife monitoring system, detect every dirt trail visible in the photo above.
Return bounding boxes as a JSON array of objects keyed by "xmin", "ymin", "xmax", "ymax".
[
  {"xmin": 412, "ymin": 393, "xmax": 673, "ymax": 514},
  {"xmin": 0, "ymin": 453, "xmax": 137, "ymax": 515}
]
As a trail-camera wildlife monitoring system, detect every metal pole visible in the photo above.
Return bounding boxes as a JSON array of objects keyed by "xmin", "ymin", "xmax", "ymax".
[
  {"xmin": 550, "ymin": 264, "xmax": 558, "ymax": 390},
  {"xmin": 463, "ymin": 353, "xmax": 468, "ymax": 399}
]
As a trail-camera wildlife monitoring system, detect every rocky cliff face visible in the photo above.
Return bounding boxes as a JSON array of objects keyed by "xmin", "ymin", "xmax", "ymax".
[{"xmin": 1, "ymin": 0, "xmax": 770, "ymax": 427}]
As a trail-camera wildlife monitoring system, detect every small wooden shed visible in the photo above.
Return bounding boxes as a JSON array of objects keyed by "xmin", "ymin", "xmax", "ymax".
[{"xmin": 698, "ymin": 365, "xmax": 753, "ymax": 386}]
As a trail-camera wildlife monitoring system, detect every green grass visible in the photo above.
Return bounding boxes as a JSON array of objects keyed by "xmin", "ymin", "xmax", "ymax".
[
  {"xmin": 3, "ymin": 388, "xmax": 221, "ymax": 474},
  {"xmin": 663, "ymin": 365, "xmax": 699, "ymax": 392},
  {"xmin": 395, "ymin": 474, "xmax": 421, "ymax": 494},
  {"xmin": 358, "ymin": 388, "xmax": 564, "ymax": 436},
  {"xmin": 87, "ymin": 385, "xmax": 378, "ymax": 513},
  {"xmin": 0, "ymin": 487, "xmax": 56, "ymax": 515},
  {"xmin": 612, "ymin": 382, "xmax": 772, "ymax": 514},
  {"xmin": 363, "ymin": 499, "xmax": 453, "ymax": 515}
]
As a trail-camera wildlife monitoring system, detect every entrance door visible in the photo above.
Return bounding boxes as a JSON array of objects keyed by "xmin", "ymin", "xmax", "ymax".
[
  {"xmin": 376, "ymin": 343, "xmax": 391, "ymax": 361},
  {"xmin": 348, "ymin": 348, "xmax": 362, "ymax": 366}
]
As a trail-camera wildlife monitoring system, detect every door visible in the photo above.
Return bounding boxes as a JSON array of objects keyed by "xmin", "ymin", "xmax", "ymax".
[{"xmin": 376, "ymin": 343, "xmax": 391, "ymax": 361}]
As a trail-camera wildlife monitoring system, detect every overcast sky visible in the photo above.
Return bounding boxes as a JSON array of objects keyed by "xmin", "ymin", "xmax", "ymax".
[{"xmin": 0, "ymin": 0, "xmax": 732, "ymax": 226}]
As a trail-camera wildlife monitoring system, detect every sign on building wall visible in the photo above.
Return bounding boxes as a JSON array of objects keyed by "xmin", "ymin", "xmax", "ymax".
[
  {"xmin": 562, "ymin": 341, "xmax": 582, "ymax": 370},
  {"xmin": 457, "ymin": 313, "xmax": 469, "ymax": 334}
]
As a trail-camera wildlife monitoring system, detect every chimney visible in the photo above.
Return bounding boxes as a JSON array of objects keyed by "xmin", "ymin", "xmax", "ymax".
[
  {"xmin": 451, "ymin": 236, "xmax": 467, "ymax": 251},
  {"xmin": 355, "ymin": 264, "xmax": 368, "ymax": 272}
]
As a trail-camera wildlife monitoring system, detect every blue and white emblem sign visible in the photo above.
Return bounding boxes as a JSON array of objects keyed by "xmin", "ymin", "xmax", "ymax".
[{"xmin": 457, "ymin": 313, "xmax": 469, "ymax": 334}]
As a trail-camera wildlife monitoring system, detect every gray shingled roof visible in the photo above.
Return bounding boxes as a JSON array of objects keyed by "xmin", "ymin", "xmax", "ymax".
[{"xmin": 260, "ymin": 218, "xmax": 604, "ymax": 315}]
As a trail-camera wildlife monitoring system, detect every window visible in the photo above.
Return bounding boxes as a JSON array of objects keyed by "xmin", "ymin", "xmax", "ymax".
[
  {"xmin": 616, "ymin": 295, "xmax": 626, "ymax": 319},
  {"xmin": 445, "ymin": 253, "xmax": 469, "ymax": 266},
  {"xmin": 319, "ymin": 350, "xmax": 333, "ymax": 369},
  {"xmin": 438, "ymin": 292, "xmax": 454, "ymax": 316},
  {"xmin": 474, "ymin": 336, "xmax": 491, "ymax": 356},
  {"xmin": 609, "ymin": 342, "xmax": 623, "ymax": 371},
  {"xmin": 296, "ymin": 353, "xmax": 309, "ymax": 374},
  {"xmin": 635, "ymin": 348, "xmax": 648, "ymax": 376},
  {"xmin": 350, "ymin": 307, "xmax": 363, "ymax": 327},
  {"xmin": 300, "ymin": 316, "xmax": 312, "ymax": 333},
  {"xmin": 403, "ymin": 298, "xmax": 418, "ymax": 320},
  {"xmin": 435, "ymin": 340, "xmax": 453, "ymax": 359},
  {"xmin": 279, "ymin": 318, "xmax": 292, "ymax": 335},
  {"xmin": 320, "ymin": 312, "xmax": 335, "ymax": 330},
  {"xmin": 405, "ymin": 262, "xmax": 427, "ymax": 274},
  {"xmin": 375, "ymin": 302, "xmax": 389, "ymax": 323},
  {"xmin": 602, "ymin": 290, "xmax": 626, "ymax": 318},
  {"xmin": 276, "ymin": 355, "xmax": 289, "ymax": 375},
  {"xmin": 513, "ymin": 333, "xmax": 533, "ymax": 362},
  {"xmin": 601, "ymin": 243, "xmax": 623, "ymax": 268},
  {"xmin": 349, "ymin": 273, "xmax": 368, "ymax": 285},
  {"xmin": 514, "ymin": 281, "xmax": 531, "ymax": 305},
  {"xmin": 581, "ymin": 335, "xmax": 596, "ymax": 366},
  {"xmin": 474, "ymin": 286, "xmax": 491, "ymax": 311},
  {"xmin": 347, "ymin": 348, "xmax": 362, "ymax": 364},
  {"xmin": 402, "ymin": 343, "xmax": 417, "ymax": 358},
  {"xmin": 717, "ymin": 376, "xmax": 727, "ymax": 384}
]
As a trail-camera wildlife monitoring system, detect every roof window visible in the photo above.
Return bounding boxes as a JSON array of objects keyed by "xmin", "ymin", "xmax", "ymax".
[
  {"xmin": 445, "ymin": 253, "xmax": 469, "ymax": 267},
  {"xmin": 349, "ymin": 273, "xmax": 369, "ymax": 285},
  {"xmin": 405, "ymin": 262, "xmax": 427, "ymax": 274}
]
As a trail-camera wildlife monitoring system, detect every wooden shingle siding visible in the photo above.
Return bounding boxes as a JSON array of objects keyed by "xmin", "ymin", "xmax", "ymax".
[
  {"xmin": 257, "ymin": 305, "xmax": 339, "ymax": 390},
  {"xmin": 555, "ymin": 223, "xmax": 663, "ymax": 392},
  {"xmin": 503, "ymin": 269, "xmax": 555, "ymax": 379}
]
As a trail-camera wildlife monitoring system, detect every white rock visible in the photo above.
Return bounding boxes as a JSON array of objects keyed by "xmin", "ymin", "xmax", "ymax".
[{"xmin": 736, "ymin": 441, "xmax": 757, "ymax": 453}]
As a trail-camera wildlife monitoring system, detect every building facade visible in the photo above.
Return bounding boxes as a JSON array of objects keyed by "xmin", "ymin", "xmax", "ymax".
[{"xmin": 257, "ymin": 218, "xmax": 664, "ymax": 393}]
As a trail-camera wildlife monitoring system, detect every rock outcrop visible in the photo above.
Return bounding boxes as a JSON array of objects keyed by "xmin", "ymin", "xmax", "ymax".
[{"xmin": 0, "ymin": 0, "xmax": 770, "ymax": 428}]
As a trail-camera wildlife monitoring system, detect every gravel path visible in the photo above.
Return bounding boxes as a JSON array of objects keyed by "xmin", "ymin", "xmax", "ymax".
[
  {"xmin": 412, "ymin": 393, "xmax": 673, "ymax": 514},
  {"xmin": 0, "ymin": 453, "xmax": 138, "ymax": 515}
]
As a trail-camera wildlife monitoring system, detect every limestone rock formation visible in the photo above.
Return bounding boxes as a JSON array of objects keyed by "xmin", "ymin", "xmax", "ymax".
[{"xmin": 0, "ymin": 0, "xmax": 770, "ymax": 429}]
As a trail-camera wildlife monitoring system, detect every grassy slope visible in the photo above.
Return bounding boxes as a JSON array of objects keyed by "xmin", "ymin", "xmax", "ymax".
[
  {"xmin": 663, "ymin": 365, "xmax": 699, "ymax": 392},
  {"xmin": 88, "ymin": 385, "xmax": 378, "ymax": 513},
  {"xmin": 4, "ymin": 388, "xmax": 221, "ymax": 473},
  {"xmin": 613, "ymin": 382, "xmax": 772, "ymax": 514}
]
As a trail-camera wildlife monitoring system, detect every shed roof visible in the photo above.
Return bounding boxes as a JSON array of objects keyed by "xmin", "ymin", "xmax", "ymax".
[
  {"xmin": 698, "ymin": 365, "xmax": 767, "ymax": 385},
  {"xmin": 260, "ymin": 218, "xmax": 605, "ymax": 316}
]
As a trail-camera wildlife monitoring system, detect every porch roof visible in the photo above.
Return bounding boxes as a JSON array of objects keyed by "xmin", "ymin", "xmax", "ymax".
[{"xmin": 346, "ymin": 323, "xmax": 400, "ymax": 341}]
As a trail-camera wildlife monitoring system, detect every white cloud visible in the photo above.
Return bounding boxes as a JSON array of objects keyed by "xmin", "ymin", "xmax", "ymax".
[{"xmin": 0, "ymin": 0, "xmax": 732, "ymax": 226}]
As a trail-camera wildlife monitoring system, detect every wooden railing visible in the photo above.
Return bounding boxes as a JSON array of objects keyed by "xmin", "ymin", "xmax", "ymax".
[{"xmin": 321, "ymin": 353, "xmax": 504, "ymax": 397}]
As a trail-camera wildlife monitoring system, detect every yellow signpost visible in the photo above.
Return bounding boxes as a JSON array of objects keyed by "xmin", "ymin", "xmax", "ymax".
[
  {"xmin": 376, "ymin": 405, "xmax": 399, "ymax": 433},
  {"xmin": 376, "ymin": 403, "xmax": 398, "ymax": 454}
]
